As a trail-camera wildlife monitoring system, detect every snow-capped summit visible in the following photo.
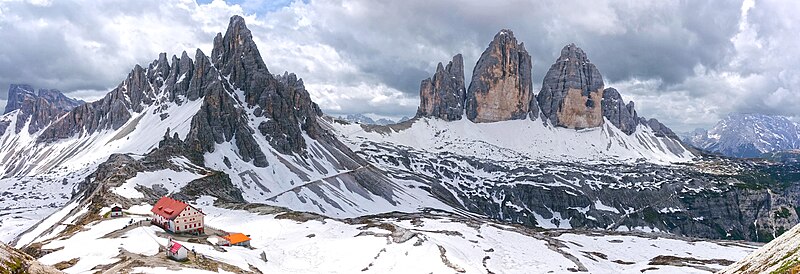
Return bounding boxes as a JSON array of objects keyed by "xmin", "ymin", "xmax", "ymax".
[
  {"xmin": 684, "ymin": 113, "xmax": 800, "ymax": 158},
  {"xmin": 337, "ymin": 113, "xmax": 396, "ymax": 125}
]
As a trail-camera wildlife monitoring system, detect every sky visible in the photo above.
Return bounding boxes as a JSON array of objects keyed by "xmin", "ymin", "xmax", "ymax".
[{"xmin": 0, "ymin": 0, "xmax": 797, "ymax": 132}]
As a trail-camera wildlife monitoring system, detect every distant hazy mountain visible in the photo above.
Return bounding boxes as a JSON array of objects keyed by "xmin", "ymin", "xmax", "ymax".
[
  {"xmin": 684, "ymin": 113, "xmax": 800, "ymax": 158},
  {"xmin": 338, "ymin": 113, "xmax": 398, "ymax": 125}
]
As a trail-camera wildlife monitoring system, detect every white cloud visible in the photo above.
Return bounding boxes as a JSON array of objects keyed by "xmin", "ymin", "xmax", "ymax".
[{"xmin": 2, "ymin": 0, "xmax": 800, "ymax": 132}]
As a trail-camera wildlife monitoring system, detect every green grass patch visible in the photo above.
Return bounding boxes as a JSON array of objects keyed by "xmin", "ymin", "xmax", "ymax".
[{"xmin": 775, "ymin": 207, "xmax": 792, "ymax": 219}]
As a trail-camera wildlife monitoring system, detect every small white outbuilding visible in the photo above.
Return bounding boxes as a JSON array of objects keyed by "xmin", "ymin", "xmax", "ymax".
[{"xmin": 166, "ymin": 239, "xmax": 188, "ymax": 261}]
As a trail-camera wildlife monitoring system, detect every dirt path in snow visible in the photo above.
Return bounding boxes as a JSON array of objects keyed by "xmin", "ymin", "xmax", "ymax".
[{"xmin": 264, "ymin": 165, "xmax": 368, "ymax": 201}]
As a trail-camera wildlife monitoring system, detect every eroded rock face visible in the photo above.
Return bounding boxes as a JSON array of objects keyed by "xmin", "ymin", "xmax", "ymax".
[
  {"xmin": 601, "ymin": 88, "xmax": 639, "ymax": 135},
  {"xmin": 537, "ymin": 44, "xmax": 604, "ymax": 129},
  {"xmin": 211, "ymin": 15, "xmax": 322, "ymax": 155},
  {"xmin": 417, "ymin": 54, "xmax": 466, "ymax": 121},
  {"xmin": 3, "ymin": 84, "xmax": 82, "ymax": 134},
  {"xmin": 3, "ymin": 84, "xmax": 35, "ymax": 115},
  {"xmin": 38, "ymin": 63, "xmax": 156, "ymax": 142},
  {"xmin": 466, "ymin": 29, "xmax": 535, "ymax": 123},
  {"xmin": 646, "ymin": 118, "xmax": 679, "ymax": 139}
]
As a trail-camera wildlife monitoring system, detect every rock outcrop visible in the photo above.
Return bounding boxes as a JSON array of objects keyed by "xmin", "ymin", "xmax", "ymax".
[
  {"xmin": 0, "ymin": 242, "xmax": 62, "ymax": 274},
  {"xmin": 537, "ymin": 44, "xmax": 604, "ymax": 129},
  {"xmin": 601, "ymin": 87, "xmax": 683, "ymax": 139},
  {"xmin": 417, "ymin": 54, "xmax": 466, "ymax": 120},
  {"xmin": 3, "ymin": 84, "xmax": 82, "ymax": 134},
  {"xmin": 465, "ymin": 29, "xmax": 535, "ymax": 123},
  {"xmin": 645, "ymin": 118, "xmax": 679, "ymax": 139},
  {"xmin": 601, "ymin": 87, "xmax": 639, "ymax": 135},
  {"xmin": 211, "ymin": 15, "xmax": 323, "ymax": 155},
  {"xmin": 185, "ymin": 50, "xmax": 269, "ymax": 167},
  {"xmin": 39, "ymin": 57, "xmax": 174, "ymax": 142}
]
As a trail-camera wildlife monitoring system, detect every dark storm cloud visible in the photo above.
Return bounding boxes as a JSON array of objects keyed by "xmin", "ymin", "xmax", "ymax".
[
  {"xmin": 0, "ymin": 0, "xmax": 238, "ymax": 101},
  {"xmin": 290, "ymin": 0, "xmax": 742, "ymax": 95}
]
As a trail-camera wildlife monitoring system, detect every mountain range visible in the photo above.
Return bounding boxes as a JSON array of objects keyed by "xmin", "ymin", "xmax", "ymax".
[
  {"xmin": 684, "ymin": 113, "xmax": 800, "ymax": 158},
  {"xmin": 336, "ymin": 113, "xmax": 408, "ymax": 125},
  {"xmin": 1, "ymin": 15, "xmax": 799, "ymax": 273}
]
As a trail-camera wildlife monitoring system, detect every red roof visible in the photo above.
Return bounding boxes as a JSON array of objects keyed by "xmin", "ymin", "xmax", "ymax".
[
  {"xmin": 170, "ymin": 241, "xmax": 183, "ymax": 253},
  {"xmin": 151, "ymin": 197, "xmax": 188, "ymax": 220}
]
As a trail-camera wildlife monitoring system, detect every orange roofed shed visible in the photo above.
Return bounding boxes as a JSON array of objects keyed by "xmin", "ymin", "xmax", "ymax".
[{"xmin": 223, "ymin": 233, "xmax": 252, "ymax": 246}]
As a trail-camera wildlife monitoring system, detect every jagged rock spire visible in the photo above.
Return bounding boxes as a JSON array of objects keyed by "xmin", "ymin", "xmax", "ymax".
[
  {"xmin": 601, "ymin": 87, "xmax": 638, "ymax": 135},
  {"xmin": 201, "ymin": 15, "xmax": 323, "ymax": 156},
  {"xmin": 416, "ymin": 54, "xmax": 466, "ymax": 121},
  {"xmin": 465, "ymin": 29, "xmax": 535, "ymax": 123},
  {"xmin": 211, "ymin": 15, "xmax": 271, "ymax": 100},
  {"xmin": 537, "ymin": 43, "xmax": 604, "ymax": 129}
]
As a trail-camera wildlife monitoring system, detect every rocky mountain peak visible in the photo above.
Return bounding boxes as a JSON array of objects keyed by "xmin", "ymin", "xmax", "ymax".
[
  {"xmin": 416, "ymin": 54, "xmax": 466, "ymax": 120},
  {"xmin": 3, "ymin": 84, "xmax": 35, "ymax": 114},
  {"xmin": 465, "ymin": 29, "xmax": 535, "ymax": 123},
  {"xmin": 537, "ymin": 43, "xmax": 604, "ymax": 129},
  {"xmin": 204, "ymin": 15, "xmax": 323, "ymax": 156},
  {"xmin": 211, "ymin": 15, "xmax": 270, "ymax": 95},
  {"xmin": 601, "ymin": 87, "xmax": 638, "ymax": 135},
  {"xmin": 2, "ymin": 84, "xmax": 82, "ymax": 135},
  {"xmin": 557, "ymin": 43, "xmax": 590, "ymax": 64},
  {"xmin": 684, "ymin": 113, "xmax": 800, "ymax": 157},
  {"xmin": 37, "ymin": 15, "xmax": 324, "ymax": 161}
]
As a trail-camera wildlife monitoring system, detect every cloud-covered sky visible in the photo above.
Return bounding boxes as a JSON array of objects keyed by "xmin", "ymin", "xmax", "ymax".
[{"xmin": 0, "ymin": 0, "xmax": 796, "ymax": 131}]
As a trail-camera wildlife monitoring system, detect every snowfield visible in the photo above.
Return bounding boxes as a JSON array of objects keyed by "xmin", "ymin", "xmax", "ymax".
[
  {"xmin": 113, "ymin": 169, "xmax": 206, "ymax": 199},
  {"xmin": 720, "ymin": 222, "xmax": 800, "ymax": 273},
  {"xmin": 333, "ymin": 117, "xmax": 694, "ymax": 165},
  {"xmin": 14, "ymin": 196, "xmax": 758, "ymax": 273}
]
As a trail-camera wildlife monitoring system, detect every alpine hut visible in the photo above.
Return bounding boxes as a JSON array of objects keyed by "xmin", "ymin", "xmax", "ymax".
[
  {"xmin": 109, "ymin": 205, "xmax": 124, "ymax": 217},
  {"xmin": 151, "ymin": 196, "xmax": 205, "ymax": 234}
]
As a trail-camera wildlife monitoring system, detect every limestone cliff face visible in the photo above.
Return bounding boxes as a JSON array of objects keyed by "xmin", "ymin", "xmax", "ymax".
[
  {"xmin": 601, "ymin": 87, "xmax": 638, "ymax": 135},
  {"xmin": 465, "ymin": 29, "xmax": 535, "ymax": 123},
  {"xmin": 3, "ymin": 84, "xmax": 82, "ymax": 135},
  {"xmin": 210, "ymin": 15, "xmax": 323, "ymax": 156},
  {"xmin": 537, "ymin": 44, "xmax": 604, "ymax": 129},
  {"xmin": 416, "ymin": 54, "xmax": 466, "ymax": 121},
  {"xmin": 38, "ymin": 54, "xmax": 189, "ymax": 143}
]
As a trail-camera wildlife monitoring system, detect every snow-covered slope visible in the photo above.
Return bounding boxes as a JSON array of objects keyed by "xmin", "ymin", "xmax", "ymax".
[
  {"xmin": 685, "ymin": 113, "xmax": 800, "ymax": 158},
  {"xmin": 0, "ymin": 85, "xmax": 205, "ymax": 243},
  {"xmin": 720, "ymin": 222, "xmax": 800, "ymax": 273},
  {"xmin": 20, "ymin": 195, "xmax": 758, "ymax": 274},
  {"xmin": 0, "ymin": 93, "xmax": 203, "ymax": 178},
  {"xmin": 335, "ymin": 117, "xmax": 694, "ymax": 165},
  {"xmin": 0, "ymin": 16, "xmax": 445, "ymax": 246}
]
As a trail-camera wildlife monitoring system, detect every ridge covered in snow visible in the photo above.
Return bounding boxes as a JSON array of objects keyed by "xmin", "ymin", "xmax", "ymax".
[
  {"xmin": 685, "ymin": 113, "xmax": 800, "ymax": 158},
  {"xmin": 335, "ymin": 117, "xmax": 693, "ymax": 165}
]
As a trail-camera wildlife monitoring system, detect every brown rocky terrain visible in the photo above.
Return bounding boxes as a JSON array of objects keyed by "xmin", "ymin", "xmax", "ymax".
[{"xmin": 0, "ymin": 242, "xmax": 62, "ymax": 274}]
